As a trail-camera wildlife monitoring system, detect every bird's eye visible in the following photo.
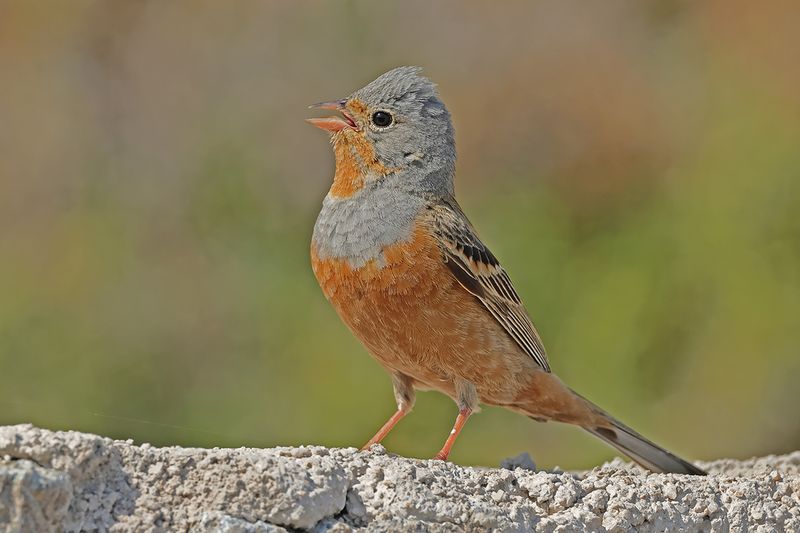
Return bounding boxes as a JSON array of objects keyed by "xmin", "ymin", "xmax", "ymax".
[{"xmin": 371, "ymin": 111, "xmax": 393, "ymax": 128}]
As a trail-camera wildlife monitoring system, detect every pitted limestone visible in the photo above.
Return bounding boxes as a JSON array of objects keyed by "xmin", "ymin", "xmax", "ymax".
[{"xmin": 1, "ymin": 425, "xmax": 798, "ymax": 532}]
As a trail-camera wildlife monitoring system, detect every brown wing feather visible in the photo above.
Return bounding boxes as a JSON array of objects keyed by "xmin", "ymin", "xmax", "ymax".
[{"xmin": 428, "ymin": 199, "xmax": 551, "ymax": 372}]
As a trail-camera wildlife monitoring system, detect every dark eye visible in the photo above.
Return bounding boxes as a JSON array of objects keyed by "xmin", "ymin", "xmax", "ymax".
[{"xmin": 371, "ymin": 111, "xmax": 393, "ymax": 128}]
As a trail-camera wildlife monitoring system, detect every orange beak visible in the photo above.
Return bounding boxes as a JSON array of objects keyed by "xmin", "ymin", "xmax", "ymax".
[{"xmin": 307, "ymin": 99, "xmax": 358, "ymax": 132}]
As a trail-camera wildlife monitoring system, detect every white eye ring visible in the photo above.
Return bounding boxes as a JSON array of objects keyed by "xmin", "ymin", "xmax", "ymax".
[{"xmin": 371, "ymin": 110, "xmax": 394, "ymax": 128}]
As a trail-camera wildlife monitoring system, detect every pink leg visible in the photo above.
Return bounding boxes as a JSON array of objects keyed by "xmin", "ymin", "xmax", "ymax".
[
  {"xmin": 361, "ymin": 408, "xmax": 409, "ymax": 450},
  {"xmin": 433, "ymin": 407, "xmax": 473, "ymax": 461},
  {"xmin": 362, "ymin": 373, "xmax": 415, "ymax": 450}
]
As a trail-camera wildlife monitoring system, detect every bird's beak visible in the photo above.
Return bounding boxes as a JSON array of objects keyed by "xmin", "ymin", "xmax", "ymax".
[
  {"xmin": 309, "ymin": 100, "xmax": 346, "ymax": 111},
  {"xmin": 306, "ymin": 99, "xmax": 358, "ymax": 132}
]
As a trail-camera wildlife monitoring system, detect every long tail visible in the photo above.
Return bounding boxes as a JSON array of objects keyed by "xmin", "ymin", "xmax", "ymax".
[
  {"xmin": 512, "ymin": 372, "xmax": 706, "ymax": 475},
  {"xmin": 574, "ymin": 390, "xmax": 706, "ymax": 475}
]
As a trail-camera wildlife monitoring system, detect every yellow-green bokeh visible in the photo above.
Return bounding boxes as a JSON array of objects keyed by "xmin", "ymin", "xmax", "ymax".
[{"xmin": 1, "ymin": 1, "xmax": 799, "ymax": 470}]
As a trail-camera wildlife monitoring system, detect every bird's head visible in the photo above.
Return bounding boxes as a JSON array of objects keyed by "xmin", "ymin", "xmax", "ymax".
[{"xmin": 308, "ymin": 66, "xmax": 456, "ymax": 198}]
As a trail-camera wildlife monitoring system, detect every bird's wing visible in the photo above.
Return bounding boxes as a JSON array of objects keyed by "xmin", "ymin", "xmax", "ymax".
[{"xmin": 428, "ymin": 199, "xmax": 551, "ymax": 372}]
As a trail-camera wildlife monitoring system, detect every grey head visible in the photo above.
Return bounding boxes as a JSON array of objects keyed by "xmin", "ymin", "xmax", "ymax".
[
  {"xmin": 351, "ymin": 66, "xmax": 455, "ymax": 193},
  {"xmin": 310, "ymin": 66, "xmax": 457, "ymax": 197}
]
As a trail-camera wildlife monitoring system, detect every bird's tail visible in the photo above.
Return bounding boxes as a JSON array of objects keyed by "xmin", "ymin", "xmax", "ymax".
[
  {"xmin": 574, "ymin": 390, "xmax": 706, "ymax": 475},
  {"xmin": 512, "ymin": 372, "xmax": 706, "ymax": 475}
]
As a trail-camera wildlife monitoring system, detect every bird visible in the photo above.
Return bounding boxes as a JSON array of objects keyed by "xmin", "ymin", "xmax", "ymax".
[{"xmin": 306, "ymin": 66, "xmax": 705, "ymax": 475}]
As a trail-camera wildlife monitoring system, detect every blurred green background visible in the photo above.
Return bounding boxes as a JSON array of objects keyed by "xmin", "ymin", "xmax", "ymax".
[{"xmin": 1, "ymin": 1, "xmax": 799, "ymax": 470}]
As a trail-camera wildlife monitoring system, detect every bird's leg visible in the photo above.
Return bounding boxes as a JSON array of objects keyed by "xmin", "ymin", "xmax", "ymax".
[
  {"xmin": 433, "ymin": 379, "xmax": 478, "ymax": 461},
  {"xmin": 361, "ymin": 410, "xmax": 408, "ymax": 450},
  {"xmin": 362, "ymin": 373, "xmax": 415, "ymax": 450},
  {"xmin": 433, "ymin": 408, "xmax": 473, "ymax": 461}
]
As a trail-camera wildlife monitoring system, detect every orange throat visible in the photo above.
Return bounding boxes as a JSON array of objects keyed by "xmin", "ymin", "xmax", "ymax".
[{"xmin": 329, "ymin": 130, "xmax": 390, "ymax": 198}]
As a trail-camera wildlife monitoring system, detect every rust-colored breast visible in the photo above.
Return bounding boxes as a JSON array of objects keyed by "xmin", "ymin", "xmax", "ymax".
[{"xmin": 310, "ymin": 222, "xmax": 536, "ymax": 404}]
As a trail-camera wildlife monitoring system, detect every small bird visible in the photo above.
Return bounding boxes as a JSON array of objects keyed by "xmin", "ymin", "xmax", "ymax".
[{"xmin": 307, "ymin": 67, "xmax": 705, "ymax": 475}]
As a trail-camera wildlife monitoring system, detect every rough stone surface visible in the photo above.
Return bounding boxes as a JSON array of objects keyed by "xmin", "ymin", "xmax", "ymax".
[{"xmin": 0, "ymin": 425, "xmax": 798, "ymax": 532}]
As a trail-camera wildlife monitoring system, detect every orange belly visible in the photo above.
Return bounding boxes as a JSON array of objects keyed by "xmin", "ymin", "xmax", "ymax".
[{"xmin": 310, "ymin": 224, "xmax": 537, "ymax": 405}]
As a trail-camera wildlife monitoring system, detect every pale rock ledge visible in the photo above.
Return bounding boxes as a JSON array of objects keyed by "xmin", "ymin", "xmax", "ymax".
[{"xmin": 1, "ymin": 425, "xmax": 798, "ymax": 532}]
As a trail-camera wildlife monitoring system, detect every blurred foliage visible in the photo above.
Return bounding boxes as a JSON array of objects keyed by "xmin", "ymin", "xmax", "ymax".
[{"xmin": 1, "ymin": 0, "xmax": 799, "ymax": 469}]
